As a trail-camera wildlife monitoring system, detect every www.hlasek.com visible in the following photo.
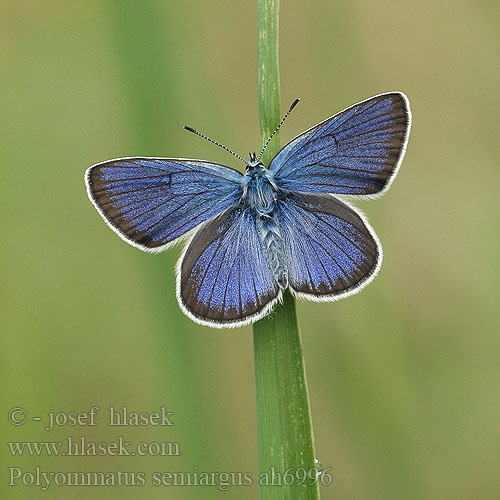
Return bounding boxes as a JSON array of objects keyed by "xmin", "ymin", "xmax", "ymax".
[
  {"xmin": 8, "ymin": 436, "xmax": 180, "ymax": 457},
  {"xmin": 8, "ymin": 467, "xmax": 333, "ymax": 491}
]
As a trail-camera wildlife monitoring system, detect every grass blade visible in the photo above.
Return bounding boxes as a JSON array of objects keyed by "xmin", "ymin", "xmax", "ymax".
[{"xmin": 254, "ymin": 1, "xmax": 320, "ymax": 498}]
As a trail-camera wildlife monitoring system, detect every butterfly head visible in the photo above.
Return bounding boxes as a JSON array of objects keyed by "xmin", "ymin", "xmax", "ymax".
[{"xmin": 246, "ymin": 153, "xmax": 265, "ymax": 173}]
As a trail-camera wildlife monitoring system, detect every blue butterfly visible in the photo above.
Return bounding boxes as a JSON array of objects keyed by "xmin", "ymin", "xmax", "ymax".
[{"xmin": 85, "ymin": 92, "xmax": 411, "ymax": 328}]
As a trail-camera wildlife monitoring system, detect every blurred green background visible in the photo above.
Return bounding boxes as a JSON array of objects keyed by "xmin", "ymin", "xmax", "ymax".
[{"xmin": 1, "ymin": 1, "xmax": 499, "ymax": 499}]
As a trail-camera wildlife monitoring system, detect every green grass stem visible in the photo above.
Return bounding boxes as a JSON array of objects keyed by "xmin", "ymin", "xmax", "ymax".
[{"xmin": 253, "ymin": 1, "xmax": 320, "ymax": 499}]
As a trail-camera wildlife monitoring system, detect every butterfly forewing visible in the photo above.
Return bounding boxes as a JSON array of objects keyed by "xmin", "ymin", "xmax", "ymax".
[
  {"xmin": 179, "ymin": 205, "xmax": 280, "ymax": 327},
  {"xmin": 86, "ymin": 158, "xmax": 242, "ymax": 251},
  {"xmin": 277, "ymin": 193, "xmax": 380, "ymax": 298},
  {"xmin": 269, "ymin": 92, "xmax": 410, "ymax": 196}
]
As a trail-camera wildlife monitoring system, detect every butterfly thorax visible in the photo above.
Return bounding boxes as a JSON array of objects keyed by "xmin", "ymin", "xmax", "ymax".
[
  {"xmin": 243, "ymin": 161, "xmax": 276, "ymax": 213},
  {"xmin": 242, "ymin": 157, "xmax": 289, "ymax": 289}
]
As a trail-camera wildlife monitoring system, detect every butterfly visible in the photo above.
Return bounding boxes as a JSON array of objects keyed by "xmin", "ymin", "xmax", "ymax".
[{"xmin": 85, "ymin": 92, "xmax": 411, "ymax": 328}]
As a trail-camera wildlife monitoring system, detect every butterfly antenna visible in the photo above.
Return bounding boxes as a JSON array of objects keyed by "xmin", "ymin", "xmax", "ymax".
[
  {"xmin": 183, "ymin": 125, "xmax": 247, "ymax": 164},
  {"xmin": 257, "ymin": 97, "xmax": 300, "ymax": 161}
]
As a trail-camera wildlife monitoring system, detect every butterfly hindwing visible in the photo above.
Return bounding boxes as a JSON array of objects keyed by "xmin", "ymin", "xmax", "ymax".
[
  {"xmin": 85, "ymin": 157, "xmax": 243, "ymax": 251},
  {"xmin": 269, "ymin": 92, "xmax": 410, "ymax": 196},
  {"xmin": 179, "ymin": 205, "xmax": 280, "ymax": 327},
  {"xmin": 277, "ymin": 193, "xmax": 380, "ymax": 299}
]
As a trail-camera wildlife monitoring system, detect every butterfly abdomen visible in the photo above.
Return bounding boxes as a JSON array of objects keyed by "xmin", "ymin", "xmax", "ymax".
[{"xmin": 256, "ymin": 210, "xmax": 288, "ymax": 289}]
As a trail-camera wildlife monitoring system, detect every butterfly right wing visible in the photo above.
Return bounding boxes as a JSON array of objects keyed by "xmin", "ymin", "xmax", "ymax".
[
  {"xmin": 85, "ymin": 157, "xmax": 243, "ymax": 252},
  {"xmin": 277, "ymin": 193, "xmax": 381, "ymax": 299},
  {"xmin": 269, "ymin": 92, "xmax": 411, "ymax": 196},
  {"xmin": 178, "ymin": 205, "xmax": 280, "ymax": 328}
]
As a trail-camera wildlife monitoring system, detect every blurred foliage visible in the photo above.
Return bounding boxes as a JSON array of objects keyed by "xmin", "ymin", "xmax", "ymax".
[{"xmin": 1, "ymin": 1, "xmax": 499, "ymax": 499}]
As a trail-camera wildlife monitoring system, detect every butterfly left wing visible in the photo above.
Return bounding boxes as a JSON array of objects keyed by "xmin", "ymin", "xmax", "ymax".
[
  {"xmin": 269, "ymin": 92, "xmax": 411, "ymax": 196},
  {"xmin": 178, "ymin": 205, "xmax": 280, "ymax": 327},
  {"xmin": 277, "ymin": 193, "xmax": 380, "ymax": 299},
  {"xmin": 85, "ymin": 157, "xmax": 243, "ymax": 252}
]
